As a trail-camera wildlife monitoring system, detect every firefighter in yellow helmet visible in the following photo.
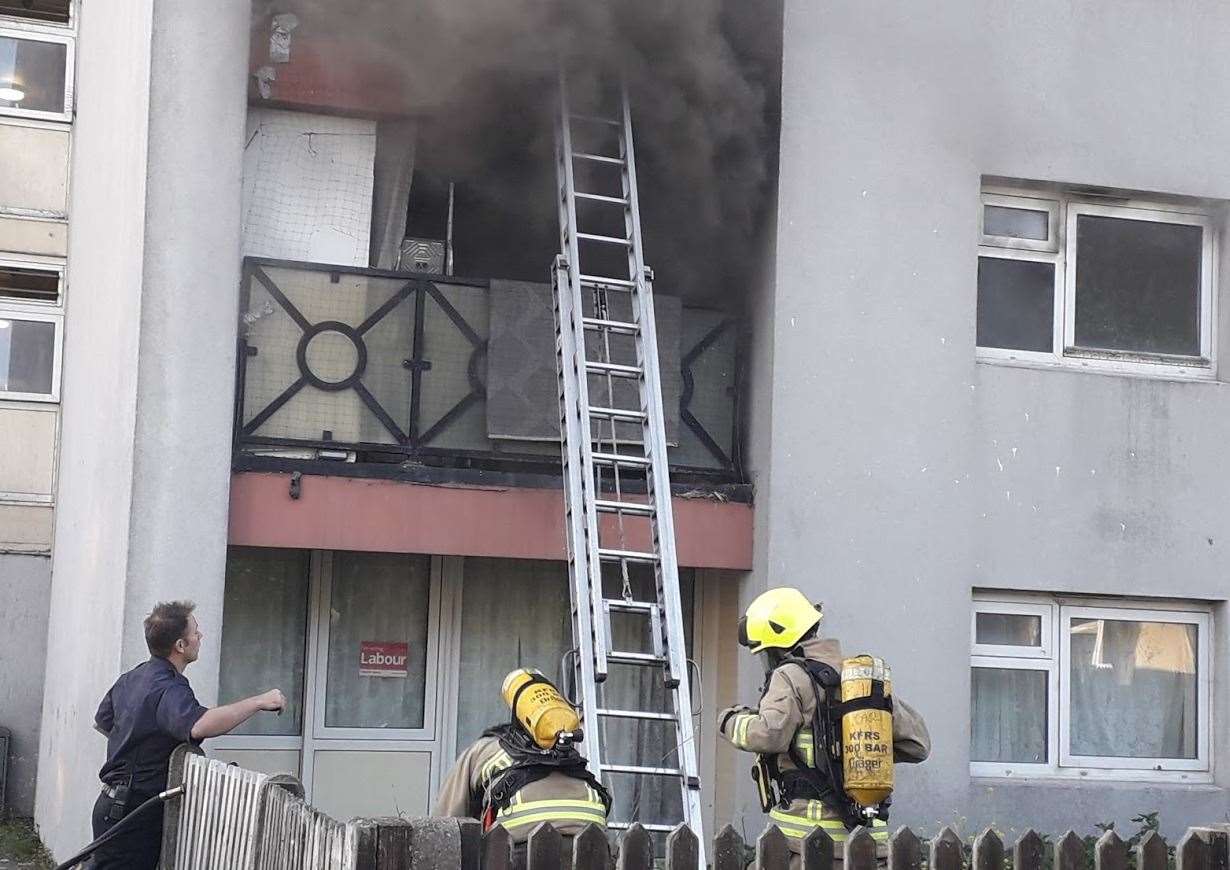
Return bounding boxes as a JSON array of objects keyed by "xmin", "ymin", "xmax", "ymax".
[
  {"xmin": 434, "ymin": 669, "xmax": 610, "ymax": 863},
  {"xmin": 717, "ymin": 588, "xmax": 931, "ymax": 864}
]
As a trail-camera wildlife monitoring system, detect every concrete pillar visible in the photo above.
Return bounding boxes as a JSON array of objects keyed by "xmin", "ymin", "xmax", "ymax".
[{"xmin": 36, "ymin": 0, "xmax": 249, "ymax": 857}]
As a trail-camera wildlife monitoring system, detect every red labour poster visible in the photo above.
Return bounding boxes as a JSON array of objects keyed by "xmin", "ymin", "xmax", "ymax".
[{"xmin": 359, "ymin": 641, "xmax": 409, "ymax": 677}]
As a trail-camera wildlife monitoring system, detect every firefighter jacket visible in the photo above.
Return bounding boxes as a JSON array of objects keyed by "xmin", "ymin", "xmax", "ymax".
[
  {"xmin": 717, "ymin": 637, "xmax": 931, "ymax": 850},
  {"xmin": 433, "ymin": 734, "xmax": 608, "ymax": 842}
]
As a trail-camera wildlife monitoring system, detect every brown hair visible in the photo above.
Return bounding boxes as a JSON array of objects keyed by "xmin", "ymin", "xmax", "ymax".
[{"xmin": 144, "ymin": 600, "xmax": 196, "ymax": 657}]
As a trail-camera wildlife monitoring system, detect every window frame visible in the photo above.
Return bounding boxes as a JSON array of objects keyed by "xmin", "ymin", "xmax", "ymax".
[
  {"xmin": 0, "ymin": 255, "xmax": 64, "ymax": 402},
  {"xmin": 1058, "ymin": 604, "xmax": 1210, "ymax": 773},
  {"xmin": 0, "ymin": 21, "xmax": 75, "ymax": 123},
  {"xmin": 970, "ymin": 593, "xmax": 1213, "ymax": 783},
  {"xmin": 977, "ymin": 188, "xmax": 1219, "ymax": 381}
]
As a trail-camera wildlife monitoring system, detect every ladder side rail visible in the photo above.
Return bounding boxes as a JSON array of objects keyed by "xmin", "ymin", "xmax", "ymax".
[
  {"xmin": 552, "ymin": 257, "xmax": 603, "ymax": 771},
  {"xmin": 557, "ymin": 74, "xmax": 612, "ymax": 683},
  {"xmin": 618, "ymin": 84, "xmax": 708, "ymax": 859}
]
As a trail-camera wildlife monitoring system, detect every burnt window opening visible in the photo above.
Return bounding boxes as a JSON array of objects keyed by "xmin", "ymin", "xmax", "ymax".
[
  {"xmin": 0, "ymin": 0, "xmax": 70, "ymax": 24},
  {"xmin": 0, "ymin": 264, "xmax": 60, "ymax": 303}
]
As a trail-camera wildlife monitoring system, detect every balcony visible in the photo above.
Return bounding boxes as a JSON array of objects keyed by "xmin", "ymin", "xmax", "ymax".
[{"xmin": 234, "ymin": 258, "xmax": 743, "ymax": 482}]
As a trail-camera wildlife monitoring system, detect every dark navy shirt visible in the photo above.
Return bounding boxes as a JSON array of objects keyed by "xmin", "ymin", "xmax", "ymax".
[{"xmin": 95, "ymin": 656, "xmax": 208, "ymax": 795}]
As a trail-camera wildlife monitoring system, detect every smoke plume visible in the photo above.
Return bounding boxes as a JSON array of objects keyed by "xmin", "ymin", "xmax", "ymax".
[{"xmin": 254, "ymin": 0, "xmax": 781, "ymax": 303}]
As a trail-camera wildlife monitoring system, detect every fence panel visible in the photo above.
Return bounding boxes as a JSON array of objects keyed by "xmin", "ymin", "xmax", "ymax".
[{"xmin": 171, "ymin": 754, "xmax": 268, "ymax": 870}]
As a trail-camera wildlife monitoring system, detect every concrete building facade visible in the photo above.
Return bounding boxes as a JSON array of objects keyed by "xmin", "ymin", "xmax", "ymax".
[{"xmin": 0, "ymin": 0, "xmax": 1226, "ymax": 861}]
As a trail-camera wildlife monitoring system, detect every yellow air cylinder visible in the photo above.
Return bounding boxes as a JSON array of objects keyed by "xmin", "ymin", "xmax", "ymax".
[
  {"xmin": 839, "ymin": 655, "xmax": 895, "ymax": 809},
  {"xmin": 501, "ymin": 668, "xmax": 581, "ymax": 750}
]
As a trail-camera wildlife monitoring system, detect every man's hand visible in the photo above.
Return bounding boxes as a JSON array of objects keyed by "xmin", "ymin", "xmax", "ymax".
[{"xmin": 257, "ymin": 689, "xmax": 286, "ymax": 712}]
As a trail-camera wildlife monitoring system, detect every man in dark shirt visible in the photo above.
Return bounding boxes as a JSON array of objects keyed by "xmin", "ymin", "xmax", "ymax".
[{"xmin": 91, "ymin": 600, "xmax": 286, "ymax": 869}]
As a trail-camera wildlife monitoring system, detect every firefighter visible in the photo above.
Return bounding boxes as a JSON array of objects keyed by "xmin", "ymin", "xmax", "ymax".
[
  {"xmin": 434, "ymin": 669, "xmax": 611, "ymax": 865},
  {"xmin": 718, "ymin": 587, "xmax": 931, "ymax": 864}
]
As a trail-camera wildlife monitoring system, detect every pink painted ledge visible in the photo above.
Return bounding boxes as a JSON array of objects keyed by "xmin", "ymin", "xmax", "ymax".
[{"xmin": 228, "ymin": 472, "xmax": 752, "ymax": 571}]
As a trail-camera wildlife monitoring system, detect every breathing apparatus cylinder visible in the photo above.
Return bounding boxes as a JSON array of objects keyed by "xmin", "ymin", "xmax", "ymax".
[
  {"xmin": 501, "ymin": 668, "xmax": 582, "ymax": 750},
  {"xmin": 839, "ymin": 655, "xmax": 894, "ymax": 810}
]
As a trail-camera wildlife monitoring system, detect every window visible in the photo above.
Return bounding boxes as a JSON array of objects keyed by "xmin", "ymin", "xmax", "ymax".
[
  {"xmin": 977, "ymin": 187, "xmax": 1218, "ymax": 379},
  {"xmin": 0, "ymin": 1, "xmax": 70, "ymax": 25},
  {"xmin": 1, "ymin": 258, "xmax": 63, "ymax": 401},
  {"xmin": 0, "ymin": 14, "xmax": 73, "ymax": 122},
  {"xmin": 970, "ymin": 595, "xmax": 1211, "ymax": 781}
]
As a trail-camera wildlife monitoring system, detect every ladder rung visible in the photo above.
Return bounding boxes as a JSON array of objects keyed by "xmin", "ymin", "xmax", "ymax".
[
  {"xmin": 608, "ymin": 822, "xmax": 678, "ymax": 833},
  {"xmin": 606, "ymin": 600, "xmax": 657, "ymax": 613},
  {"xmin": 607, "ymin": 652, "xmax": 667, "ymax": 667},
  {"xmin": 577, "ymin": 232, "xmax": 631, "ymax": 247},
  {"xmin": 594, "ymin": 498, "xmax": 654, "ymax": 517},
  {"xmin": 598, "ymin": 708, "xmax": 677, "ymax": 722},
  {"xmin": 591, "ymin": 452, "xmax": 651, "ymax": 468},
  {"xmin": 589, "ymin": 406, "xmax": 647, "ymax": 423},
  {"xmin": 579, "ymin": 274, "xmax": 636, "ymax": 289},
  {"xmin": 570, "ymin": 113, "xmax": 621, "ymax": 127},
  {"xmin": 586, "ymin": 361, "xmax": 642, "ymax": 378},
  {"xmin": 603, "ymin": 763, "xmax": 681, "ymax": 777},
  {"xmin": 575, "ymin": 191, "xmax": 629, "ymax": 206},
  {"xmin": 582, "ymin": 317, "xmax": 639, "ymax": 335},
  {"xmin": 573, "ymin": 151, "xmax": 625, "ymax": 165},
  {"xmin": 598, "ymin": 547, "xmax": 659, "ymax": 563}
]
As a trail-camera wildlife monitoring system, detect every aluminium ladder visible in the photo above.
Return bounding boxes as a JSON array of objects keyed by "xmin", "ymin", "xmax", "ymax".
[{"xmin": 551, "ymin": 70, "xmax": 706, "ymax": 861}]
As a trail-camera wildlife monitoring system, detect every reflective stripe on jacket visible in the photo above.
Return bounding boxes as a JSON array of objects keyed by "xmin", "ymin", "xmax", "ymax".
[
  {"xmin": 769, "ymin": 802, "xmax": 889, "ymax": 843},
  {"xmin": 433, "ymin": 734, "xmax": 608, "ymax": 842}
]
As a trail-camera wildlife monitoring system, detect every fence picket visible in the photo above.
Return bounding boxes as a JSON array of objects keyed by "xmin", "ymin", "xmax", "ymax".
[
  {"xmin": 1137, "ymin": 831, "xmax": 1169, "ymax": 870},
  {"xmin": 526, "ymin": 822, "xmax": 562, "ymax": 870},
  {"xmin": 888, "ymin": 827, "xmax": 921, "ymax": 870},
  {"xmin": 666, "ymin": 823, "xmax": 699, "ymax": 870},
  {"xmin": 931, "ymin": 827, "xmax": 964, "ymax": 870},
  {"xmin": 1015, "ymin": 830, "xmax": 1046, "ymax": 870},
  {"xmin": 713, "ymin": 824, "xmax": 747, "ymax": 870},
  {"xmin": 974, "ymin": 828, "xmax": 1004, "ymax": 870},
  {"xmin": 1178, "ymin": 830, "xmax": 1211, "ymax": 870},
  {"xmin": 573, "ymin": 823, "xmax": 611, "ymax": 870},
  {"xmin": 802, "ymin": 826, "xmax": 836, "ymax": 870},
  {"xmin": 1095, "ymin": 830, "xmax": 1128, "ymax": 870},
  {"xmin": 756, "ymin": 825, "xmax": 791, "ymax": 869},
  {"xmin": 618, "ymin": 824, "xmax": 654, "ymax": 870},
  {"xmin": 1057, "ymin": 832, "xmax": 1085, "ymax": 870},
  {"xmin": 481, "ymin": 825, "xmax": 513, "ymax": 870},
  {"xmin": 845, "ymin": 827, "xmax": 879, "ymax": 870}
]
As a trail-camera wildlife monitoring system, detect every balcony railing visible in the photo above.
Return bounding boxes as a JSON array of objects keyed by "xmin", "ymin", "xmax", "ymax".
[{"xmin": 234, "ymin": 258, "xmax": 741, "ymax": 479}]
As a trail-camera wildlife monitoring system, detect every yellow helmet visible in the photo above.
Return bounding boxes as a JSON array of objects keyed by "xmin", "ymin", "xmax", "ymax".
[{"xmin": 737, "ymin": 587, "xmax": 822, "ymax": 652}]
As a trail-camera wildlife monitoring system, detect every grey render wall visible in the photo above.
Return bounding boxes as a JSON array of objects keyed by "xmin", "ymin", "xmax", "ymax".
[
  {"xmin": 751, "ymin": 0, "xmax": 1230, "ymax": 839},
  {"xmin": 0, "ymin": 554, "xmax": 50, "ymax": 817}
]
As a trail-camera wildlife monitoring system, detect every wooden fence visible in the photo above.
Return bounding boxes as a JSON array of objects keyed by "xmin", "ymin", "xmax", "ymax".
[
  {"xmin": 351, "ymin": 819, "xmax": 1230, "ymax": 870},
  {"xmin": 155, "ymin": 749, "xmax": 1229, "ymax": 870}
]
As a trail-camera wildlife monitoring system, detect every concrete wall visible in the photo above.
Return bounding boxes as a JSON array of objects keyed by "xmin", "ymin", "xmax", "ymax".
[
  {"xmin": 36, "ymin": 0, "xmax": 250, "ymax": 858},
  {"xmin": 754, "ymin": 0, "xmax": 1230, "ymax": 839},
  {"xmin": 0, "ymin": 554, "xmax": 50, "ymax": 817}
]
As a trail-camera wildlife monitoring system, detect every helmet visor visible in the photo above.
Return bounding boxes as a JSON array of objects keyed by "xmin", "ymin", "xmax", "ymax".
[{"xmin": 737, "ymin": 615, "xmax": 751, "ymax": 649}]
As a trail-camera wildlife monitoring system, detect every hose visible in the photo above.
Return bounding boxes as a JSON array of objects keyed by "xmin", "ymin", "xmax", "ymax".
[{"xmin": 54, "ymin": 785, "xmax": 184, "ymax": 870}]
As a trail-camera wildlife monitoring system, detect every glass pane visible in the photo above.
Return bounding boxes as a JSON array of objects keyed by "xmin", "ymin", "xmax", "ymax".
[
  {"xmin": 977, "ymin": 257, "xmax": 1054, "ymax": 352},
  {"xmin": 325, "ymin": 552, "xmax": 431, "ymax": 729},
  {"xmin": 1073, "ymin": 215, "xmax": 1203, "ymax": 356},
  {"xmin": 976, "ymin": 612, "xmax": 1042, "ymax": 646},
  {"xmin": 1068, "ymin": 618, "xmax": 1198, "ymax": 759},
  {"xmin": 219, "ymin": 547, "xmax": 311, "ymax": 737},
  {"xmin": 0, "ymin": 317, "xmax": 54, "ymax": 394},
  {"xmin": 0, "ymin": 265, "xmax": 59, "ymax": 303},
  {"xmin": 970, "ymin": 667, "xmax": 1047, "ymax": 763},
  {"xmin": 984, "ymin": 205, "xmax": 1048, "ymax": 241},
  {"xmin": 0, "ymin": 2, "xmax": 71, "ymax": 24},
  {"xmin": 0, "ymin": 35, "xmax": 66, "ymax": 113}
]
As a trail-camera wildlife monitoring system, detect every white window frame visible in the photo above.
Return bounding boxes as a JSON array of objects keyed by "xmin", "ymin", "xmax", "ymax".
[
  {"xmin": 977, "ymin": 188, "xmax": 1219, "ymax": 381},
  {"xmin": 981, "ymin": 193, "xmax": 1060, "ymax": 254},
  {"xmin": 0, "ymin": 22, "xmax": 75, "ymax": 123},
  {"xmin": 1059, "ymin": 604, "xmax": 1210, "ymax": 773},
  {"xmin": 1, "ymin": 255, "xmax": 64, "ymax": 402},
  {"xmin": 970, "ymin": 593, "xmax": 1213, "ymax": 783},
  {"xmin": 311, "ymin": 551, "xmax": 442, "ymax": 742}
]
